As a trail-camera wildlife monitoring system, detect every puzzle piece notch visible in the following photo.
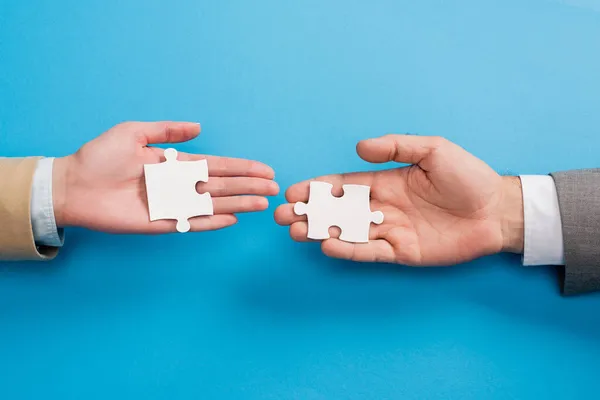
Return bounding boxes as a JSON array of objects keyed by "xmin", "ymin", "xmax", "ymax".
[
  {"xmin": 294, "ymin": 181, "xmax": 384, "ymax": 243},
  {"xmin": 144, "ymin": 148, "xmax": 214, "ymax": 233}
]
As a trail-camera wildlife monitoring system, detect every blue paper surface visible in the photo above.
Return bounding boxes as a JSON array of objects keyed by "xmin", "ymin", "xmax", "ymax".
[{"xmin": 1, "ymin": 0, "xmax": 600, "ymax": 398}]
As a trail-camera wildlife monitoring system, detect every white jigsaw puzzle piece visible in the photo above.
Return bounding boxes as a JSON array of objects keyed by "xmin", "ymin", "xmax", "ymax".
[
  {"xmin": 294, "ymin": 181, "xmax": 384, "ymax": 243},
  {"xmin": 144, "ymin": 148, "xmax": 214, "ymax": 233}
]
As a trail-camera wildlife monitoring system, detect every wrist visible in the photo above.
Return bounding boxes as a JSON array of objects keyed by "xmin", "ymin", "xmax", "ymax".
[
  {"xmin": 499, "ymin": 176, "xmax": 524, "ymax": 253},
  {"xmin": 52, "ymin": 155, "xmax": 73, "ymax": 228}
]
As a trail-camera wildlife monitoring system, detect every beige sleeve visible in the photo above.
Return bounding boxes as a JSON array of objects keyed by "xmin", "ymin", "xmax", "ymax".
[{"xmin": 0, "ymin": 157, "xmax": 59, "ymax": 261}]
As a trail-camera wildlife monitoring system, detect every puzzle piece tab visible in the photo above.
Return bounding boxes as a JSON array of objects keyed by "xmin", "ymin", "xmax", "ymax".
[
  {"xmin": 144, "ymin": 148, "xmax": 214, "ymax": 233},
  {"xmin": 294, "ymin": 181, "xmax": 384, "ymax": 243}
]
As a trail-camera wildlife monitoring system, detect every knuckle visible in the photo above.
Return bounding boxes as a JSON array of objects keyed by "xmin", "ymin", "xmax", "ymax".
[
  {"xmin": 383, "ymin": 133, "xmax": 400, "ymax": 141},
  {"xmin": 220, "ymin": 157, "xmax": 231, "ymax": 172},
  {"xmin": 164, "ymin": 125, "xmax": 174, "ymax": 143},
  {"xmin": 430, "ymin": 136, "xmax": 448, "ymax": 148},
  {"xmin": 211, "ymin": 181, "xmax": 227, "ymax": 196},
  {"xmin": 210, "ymin": 158, "xmax": 226, "ymax": 173},
  {"xmin": 248, "ymin": 181, "xmax": 261, "ymax": 194},
  {"xmin": 116, "ymin": 121, "xmax": 135, "ymax": 130}
]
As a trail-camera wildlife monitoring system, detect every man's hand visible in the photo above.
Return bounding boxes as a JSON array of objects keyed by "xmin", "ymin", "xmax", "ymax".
[
  {"xmin": 52, "ymin": 121, "xmax": 279, "ymax": 233},
  {"xmin": 275, "ymin": 135, "xmax": 524, "ymax": 266}
]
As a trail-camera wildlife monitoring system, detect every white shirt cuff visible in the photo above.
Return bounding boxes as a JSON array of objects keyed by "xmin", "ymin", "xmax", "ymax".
[
  {"xmin": 30, "ymin": 157, "xmax": 64, "ymax": 247},
  {"xmin": 520, "ymin": 175, "xmax": 564, "ymax": 266}
]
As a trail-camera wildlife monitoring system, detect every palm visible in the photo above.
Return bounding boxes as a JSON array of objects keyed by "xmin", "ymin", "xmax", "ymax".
[
  {"xmin": 65, "ymin": 140, "xmax": 164, "ymax": 232},
  {"xmin": 366, "ymin": 166, "xmax": 503, "ymax": 265},
  {"xmin": 56, "ymin": 122, "xmax": 279, "ymax": 233},
  {"xmin": 275, "ymin": 135, "xmax": 507, "ymax": 266}
]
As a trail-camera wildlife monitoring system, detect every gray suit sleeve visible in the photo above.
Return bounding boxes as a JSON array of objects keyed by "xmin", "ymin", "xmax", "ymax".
[{"xmin": 550, "ymin": 169, "xmax": 600, "ymax": 295}]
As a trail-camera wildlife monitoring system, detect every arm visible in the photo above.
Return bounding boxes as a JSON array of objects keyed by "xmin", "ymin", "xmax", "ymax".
[
  {"xmin": 551, "ymin": 169, "xmax": 600, "ymax": 295},
  {"xmin": 504, "ymin": 170, "xmax": 600, "ymax": 295},
  {"xmin": 0, "ymin": 157, "xmax": 59, "ymax": 260},
  {"xmin": 275, "ymin": 134, "xmax": 599, "ymax": 295},
  {"xmin": 1, "ymin": 121, "xmax": 279, "ymax": 261},
  {"xmin": 276, "ymin": 135, "xmax": 520, "ymax": 266}
]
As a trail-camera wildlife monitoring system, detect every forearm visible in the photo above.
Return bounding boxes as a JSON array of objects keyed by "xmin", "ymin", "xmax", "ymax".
[
  {"xmin": 0, "ymin": 157, "xmax": 59, "ymax": 260},
  {"xmin": 500, "ymin": 176, "xmax": 524, "ymax": 254},
  {"xmin": 51, "ymin": 155, "xmax": 71, "ymax": 228},
  {"xmin": 501, "ymin": 169, "xmax": 600, "ymax": 295},
  {"xmin": 551, "ymin": 169, "xmax": 600, "ymax": 295},
  {"xmin": 500, "ymin": 175, "xmax": 566, "ymax": 266}
]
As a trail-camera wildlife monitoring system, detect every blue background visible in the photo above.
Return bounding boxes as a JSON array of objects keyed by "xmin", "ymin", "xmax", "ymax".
[{"xmin": 1, "ymin": 0, "xmax": 600, "ymax": 398}]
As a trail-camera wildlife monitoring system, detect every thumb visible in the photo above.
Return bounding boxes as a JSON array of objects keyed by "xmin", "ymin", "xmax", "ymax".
[
  {"xmin": 356, "ymin": 134, "xmax": 446, "ymax": 171},
  {"xmin": 132, "ymin": 121, "xmax": 201, "ymax": 145}
]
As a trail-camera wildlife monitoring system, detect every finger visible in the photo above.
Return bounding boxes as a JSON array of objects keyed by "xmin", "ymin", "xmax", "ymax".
[
  {"xmin": 203, "ymin": 155, "xmax": 275, "ymax": 179},
  {"xmin": 148, "ymin": 148, "xmax": 275, "ymax": 179},
  {"xmin": 288, "ymin": 221, "xmax": 384, "ymax": 242},
  {"xmin": 321, "ymin": 239, "xmax": 396, "ymax": 263},
  {"xmin": 356, "ymin": 134, "xmax": 447, "ymax": 170},
  {"xmin": 274, "ymin": 203, "xmax": 306, "ymax": 226},
  {"xmin": 189, "ymin": 214, "xmax": 237, "ymax": 232},
  {"xmin": 212, "ymin": 196, "xmax": 269, "ymax": 214},
  {"xmin": 199, "ymin": 177, "xmax": 279, "ymax": 198},
  {"xmin": 147, "ymin": 214, "xmax": 237, "ymax": 233},
  {"xmin": 136, "ymin": 121, "xmax": 201, "ymax": 145},
  {"xmin": 287, "ymin": 221, "xmax": 342, "ymax": 242},
  {"xmin": 289, "ymin": 222, "xmax": 311, "ymax": 242}
]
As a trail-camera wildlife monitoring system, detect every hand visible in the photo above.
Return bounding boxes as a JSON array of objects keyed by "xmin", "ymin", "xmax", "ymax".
[
  {"xmin": 275, "ymin": 135, "xmax": 524, "ymax": 266},
  {"xmin": 53, "ymin": 121, "xmax": 279, "ymax": 233}
]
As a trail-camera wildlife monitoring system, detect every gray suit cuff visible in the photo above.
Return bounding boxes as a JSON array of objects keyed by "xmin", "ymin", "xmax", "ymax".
[{"xmin": 551, "ymin": 169, "xmax": 600, "ymax": 295}]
